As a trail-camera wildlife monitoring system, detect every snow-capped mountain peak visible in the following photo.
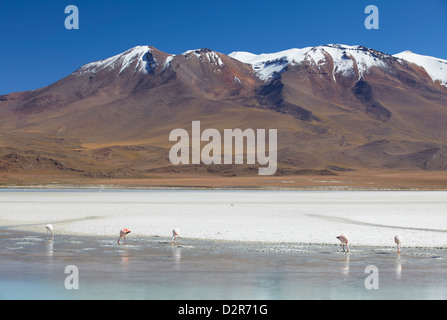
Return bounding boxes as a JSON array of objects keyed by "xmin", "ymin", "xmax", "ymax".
[
  {"xmin": 229, "ymin": 45, "xmax": 447, "ymax": 87},
  {"xmin": 71, "ymin": 44, "xmax": 447, "ymax": 89},
  {"xmin": 229, "ymin": 44, "xmax": 391, "ymax": 82},
  {"xmin": 74, "ymin": 46, "xmax": 156, "ymax": 75},
  {"xmin": 393, "ymin": 51, "xmax": 447, "ymax": 87}
]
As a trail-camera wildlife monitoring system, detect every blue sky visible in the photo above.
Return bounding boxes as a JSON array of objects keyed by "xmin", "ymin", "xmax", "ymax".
[{"xmin": 1, "ymin": 0, "xmax": 446, "ymax": 94}]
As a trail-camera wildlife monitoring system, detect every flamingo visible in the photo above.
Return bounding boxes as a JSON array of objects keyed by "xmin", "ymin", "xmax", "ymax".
[
  {"xmin": 336, "ymin": 234, "xmax": 350, "ymax": 253},
  {"xmin": 118, "ymin": 228, "xmax": 131, "ymax": 244},
  {"xmin": 172, "ymin": 227, "xmax": 180, "ymax": 245},
  {"xmin": 394, "ymin": 234, "xmax": 402, "ymax": 253},
  {"xmin": 45, "ymin": 224, "xmax": 54, "ymax": 238}
]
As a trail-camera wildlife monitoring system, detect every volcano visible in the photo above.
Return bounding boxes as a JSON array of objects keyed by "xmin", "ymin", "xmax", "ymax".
[{"xmin": 1, "ymin": 44, "xmax": 447, "ymax": 188}]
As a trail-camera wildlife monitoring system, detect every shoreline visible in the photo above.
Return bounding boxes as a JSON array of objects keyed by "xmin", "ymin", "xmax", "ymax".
[
  {"xmin": 2, "ymin": 169, "xmax": 447, "ymax": 191},
  {"xmin": 1, "ymin": 184, "xmax": 446, "ymax": 191},
  {"xmin": 2, "ymin": 227, "xmax": 447, "ymax": 251}
]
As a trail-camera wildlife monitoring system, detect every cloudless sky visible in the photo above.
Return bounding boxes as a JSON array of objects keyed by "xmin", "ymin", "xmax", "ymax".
[{"xmin": 0, "ymin": 0, "xmax": 446, "ymax": 94}]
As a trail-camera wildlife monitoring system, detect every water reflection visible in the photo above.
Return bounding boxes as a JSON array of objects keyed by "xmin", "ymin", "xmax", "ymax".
[
  {"xmin": 45, "ymin": 239, "xmax": 53, "ymax": 257},
  {"xmin": 120, "ymin": 247, "xmax": 130, "ymax": 271},
  {"xmin": 172, "ymin": 246, "xmax": 182, "ymax": 271},
  {"xmin": 341, "ymin": 254, "xmax": 350, "ymax": 277},
  {"xmin": 396, "ymin": 253, "xmax": 402, "ymax": 280}
]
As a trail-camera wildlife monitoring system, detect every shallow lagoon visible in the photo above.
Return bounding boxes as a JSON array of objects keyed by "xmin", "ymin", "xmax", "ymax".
[
  {"xmin": 2, "ymin": 230, "xmax": 447, "ymax": 299},
  {"xmin": 1, "ymin": 189, "xmax": 447, "ymax": 300}
]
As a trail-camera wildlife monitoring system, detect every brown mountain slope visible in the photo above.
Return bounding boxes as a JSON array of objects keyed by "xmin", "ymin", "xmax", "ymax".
[{"xmin": 1, "ymin": 44, "xmax": 447, "ymax": 188}]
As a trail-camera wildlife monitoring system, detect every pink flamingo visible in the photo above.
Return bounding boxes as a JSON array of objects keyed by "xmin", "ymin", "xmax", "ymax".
[
  {"xmin": 394, "ymin": 234, "xmax": 402, "ymax": 253},
  {"xmin": 336, "ymin": 234, "xmax": 350, "ymax": 252},
  {"xmin": 118, "ymin": 228, "xmax": 131, "ymax": 244},
  {"xmin": 172, "ymin": 227, "xmax": 180, "ymax": 245}
]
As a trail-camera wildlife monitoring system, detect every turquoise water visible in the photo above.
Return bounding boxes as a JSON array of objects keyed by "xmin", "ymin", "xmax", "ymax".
[{"xmin": 1, "ymin": 229, "xmax": 447, "ymax": 300}]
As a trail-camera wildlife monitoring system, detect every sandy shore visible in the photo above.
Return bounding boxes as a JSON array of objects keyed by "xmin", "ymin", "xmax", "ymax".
[
  {"xmin": 0, "ymin": 189, "xmax": 446, "ymax": 248},
  {"xmin": 3, "ymin": 170, "xmax": 447, "ymax": 191}
]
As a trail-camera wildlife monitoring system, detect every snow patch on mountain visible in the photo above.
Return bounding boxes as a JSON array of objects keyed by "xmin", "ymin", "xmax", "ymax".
[
  {"xmin": 394, "ymin": 51, "xmax": 447, "ymax": 87},
  {"xmin": 233, "ymin": 75, "xmax": 242, "ymax": 84},
  {"xmin": 229, "ymin": 48, "xmax": 309, "ymax": 81},
  {"xmin": 205, "ymin": 51, "xmax": 224, "ymax": 67},
  {"xmin": 183, "ymin": 49, "xmax": 202, "ymax": 59},
  {"xmin": 182, "ymin": 49, "xmax": 225, "ymax": 68},
  {"xmin": 163, "ymin": 55, "xmax": 174, "ymax": 70}
]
